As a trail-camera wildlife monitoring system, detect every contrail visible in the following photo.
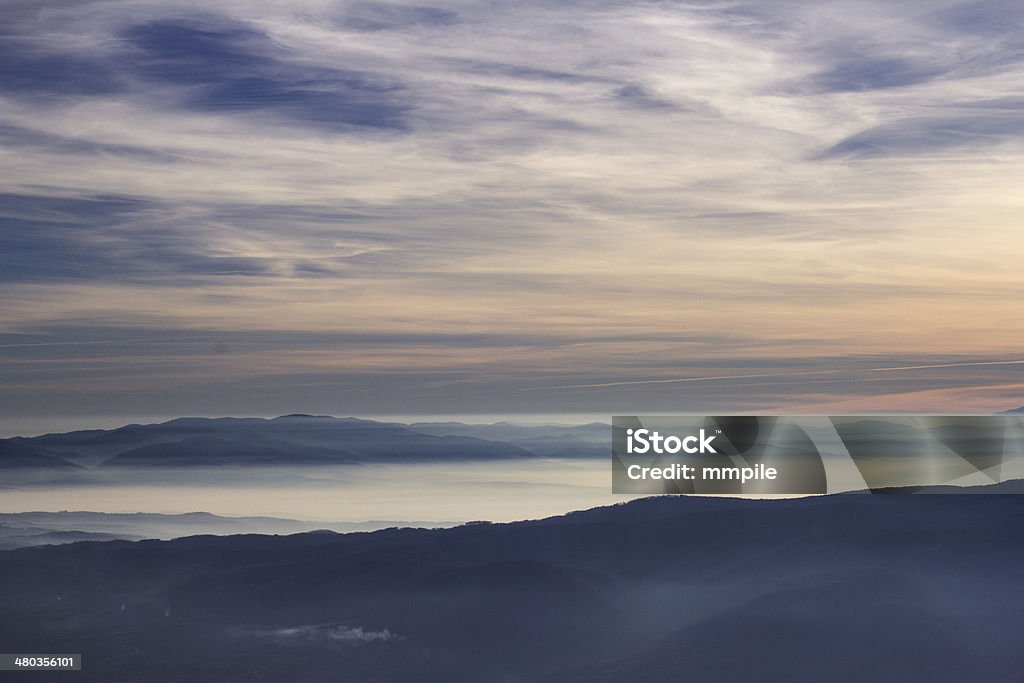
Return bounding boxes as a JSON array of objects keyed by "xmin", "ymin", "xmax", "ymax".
[
  {"xmin": 528, "ymin": 370, "xmax": 836, "ymax": 391},
  {"xmin": 867, "ymin": 360, "xmax": 1024, "ymax": 372},
  {"xmin": 0, "ymin": 336, "xmax": 211, "ymax": 349},
  {"xmin": 527, "ymin": 359, "xmax": 1024, "ymax": 391}
]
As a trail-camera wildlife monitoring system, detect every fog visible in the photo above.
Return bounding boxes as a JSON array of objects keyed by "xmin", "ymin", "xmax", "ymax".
[{"xmin": 0, "ymin": 460, "xmax": 636, "ymax": 523}]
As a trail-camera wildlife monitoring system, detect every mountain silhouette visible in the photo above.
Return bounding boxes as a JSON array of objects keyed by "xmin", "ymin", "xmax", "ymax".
[
  {"xmin": 4, "ymin": 415, "xmax": 544, "ymax": 468},
  {"xmin": 0, "ymin": 440, "xmax": 81, "ymax": 469},
  {"xmin": 2, "ymin": 488, "xmax": 1023, "ymax": 681}
]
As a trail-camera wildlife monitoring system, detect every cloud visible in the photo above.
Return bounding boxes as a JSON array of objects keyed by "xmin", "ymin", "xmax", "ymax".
[
  {"xmin": 342, "ymin": 2, "xmax": 461, "ymax": 31},
  {"xmin": 0, "ymin": 124, "xmax": 181, "ymax": 161},
  {"xmin": 0, "ymin": 31, "xmax": 123, "ymax": 96},
  {"xmin": 820, "ymin": 105, "xmax": 1024, "ymax": 158},
  {"xmin": 243, "ymin": 623, "xmax": 399, "ymax": 644},
  {"xmin": 805, "ymin": 55, "xmax": 948, "ymax": 93},
  {"xmin": 924, "ymin": 0, "xmax": 1024, "ymax": 36},
  {"xmin": 0, "ymin": 193, "xmax": 277, "ymax": 282},
  {"xmin": 121, "ymin": 17, "xmax": 411, "ymax": 131},
  {"xmin": 613, "ymin": 84, "xmax": 678, "ymax": 111},
  {"xmin": 0, "ymin": 190, "xmax": 409, "ymax": 284},
  {"xmin": 2, "ymin": 0, "xmax": 1024, "ymax": 417}
]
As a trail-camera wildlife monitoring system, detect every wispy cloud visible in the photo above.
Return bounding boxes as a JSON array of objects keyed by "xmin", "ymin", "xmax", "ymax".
[
  {"xmin": 2, "ymin": 0, "xmax": 1023, "ymax": 419},
  {"xmin": 242, "ymin": 623, "xmax": 399, "ymax": 644}
]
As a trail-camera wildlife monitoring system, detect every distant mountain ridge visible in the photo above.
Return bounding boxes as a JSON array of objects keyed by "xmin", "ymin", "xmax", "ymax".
[
  {"xmin": 2, "ymin": 415, "xmax": 605, "ymax": 469},
  {"xmin": 0, "ymin": 439, "xmax": 82, "ymax": 469},
  {"xmin": 409, "ymin": 420, "xmax": 608, "ymax": 458},
  {"xmin": 0, "ymin": 510, "xmax": 453, "ymax": 550}
]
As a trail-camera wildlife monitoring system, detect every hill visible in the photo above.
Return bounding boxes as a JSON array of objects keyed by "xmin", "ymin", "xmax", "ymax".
[
  {"xmin": 2, "ymin": 488, "xmax": 1023, "ymax": 681},
  {"xmin": 4, "ymin": 415, "xmax": 545, "ymax": 468},
  {"xmin": 0, "ymin": 511, "xmax": 453, "ymax": 550}
]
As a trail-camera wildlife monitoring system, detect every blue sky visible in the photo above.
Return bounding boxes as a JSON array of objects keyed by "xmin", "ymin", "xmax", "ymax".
[{"xmin": 2, "ymin": 0, "xmax": 1024, "ymax": 430}]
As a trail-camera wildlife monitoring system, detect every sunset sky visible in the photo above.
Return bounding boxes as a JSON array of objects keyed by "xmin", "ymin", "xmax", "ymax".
[{"xmin": 2, "ymin": 0, "xmax": 1024, "ymax": 431}]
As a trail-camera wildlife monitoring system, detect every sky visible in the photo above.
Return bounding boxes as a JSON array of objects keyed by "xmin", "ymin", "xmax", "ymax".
[{"xmin": 2, "ymin": 0, "xmax": 1024, "ymax": 432}]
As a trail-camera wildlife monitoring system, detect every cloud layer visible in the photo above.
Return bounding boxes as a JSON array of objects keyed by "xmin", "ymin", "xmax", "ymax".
[{"xmin": 2, "ymin": 0, "xmax": 1024, "ymax": 425}]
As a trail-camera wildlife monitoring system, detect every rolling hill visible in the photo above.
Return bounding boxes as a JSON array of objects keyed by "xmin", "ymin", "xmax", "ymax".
[
  {"xmin": 3, "ymin": 415, "xmax": 547, "ymax": 469},
  {"xmin": 2, "ymin": 488, "xmax": 1023, "ymax": 681}
]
